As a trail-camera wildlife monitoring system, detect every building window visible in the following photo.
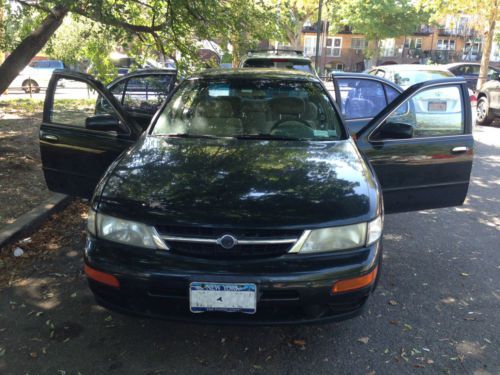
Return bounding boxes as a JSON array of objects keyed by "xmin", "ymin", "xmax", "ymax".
[
  {"xmin": 380, "ymin": 38, "xmax": 395, "ymax": 57},
  {"xmin": 404, "ymin": 38, "xmax": 422, "ymax": 49},
  {"xmin": 326, "ymin": 37, "xmax": 342, "ymax": 57},
  {"xmin": 351, "ymin": 38, "xmax": 367, "ymax": 50},
  {"xmin": 437, "ymin": 39, "xmax": 455, "ymax": 50},
  {"xmin": 304, "ymin": 36, "xmax": 319, "ymax": 56}
]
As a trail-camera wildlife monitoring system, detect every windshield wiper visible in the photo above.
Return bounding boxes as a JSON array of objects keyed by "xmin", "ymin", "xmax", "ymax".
[
  {"xmin": 162, "ymin": 133, "xmax": 219, "ymax": 139},
  {"xmin": 234, "ymin": 133, "xmax": 305, "ymax": 141}
]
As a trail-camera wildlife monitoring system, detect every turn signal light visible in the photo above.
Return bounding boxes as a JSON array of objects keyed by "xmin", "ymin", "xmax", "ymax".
[
  {"xmin": 332, "ymin": 266, "xmax": 378, "ymax": 294},
  {"xmin": 84, "ymin": 265, "xmax": 120, "ymax": 288}
]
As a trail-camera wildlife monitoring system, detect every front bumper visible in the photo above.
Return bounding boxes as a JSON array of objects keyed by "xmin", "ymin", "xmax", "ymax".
[{"xmin": 84, "ymin": 236, "xmax": 382, "ymax": 325}]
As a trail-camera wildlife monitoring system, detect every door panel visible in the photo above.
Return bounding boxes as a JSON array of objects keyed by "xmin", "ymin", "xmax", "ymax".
[
  {"xmin": 41, "ymin": 71, "xmax": 138, "ymax": 198},
  {"xmin": 356, "ymin": 79, "xmax": 473, "ymax": 213}
]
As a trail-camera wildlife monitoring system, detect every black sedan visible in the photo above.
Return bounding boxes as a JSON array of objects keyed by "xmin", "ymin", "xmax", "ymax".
[{"xmin": 39, "ymin": 68, "xmax": 473, "ymax": 324}]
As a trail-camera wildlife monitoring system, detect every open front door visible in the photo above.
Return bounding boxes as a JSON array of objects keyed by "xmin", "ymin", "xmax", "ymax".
[
  {"xmin": 40, "ymin": 70, "xmax": 141, "ymax": 199},
  {"xmin": 355, "ymin": 78, "xmax": 474, "ymax": 214}
]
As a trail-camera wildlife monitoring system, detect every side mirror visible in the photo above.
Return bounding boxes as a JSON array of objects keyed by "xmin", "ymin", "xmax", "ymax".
[
  {"xmin": 378, "ymin": 122, "xmax": 414, "ymax": 139},
  {"xmin": 85, "ymin": 114, "xmax": 119, "ymax": 131}
]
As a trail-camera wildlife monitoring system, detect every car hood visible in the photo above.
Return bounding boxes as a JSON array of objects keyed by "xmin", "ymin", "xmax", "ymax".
[{"xmin": 98, "ymin": 136, "xmax": 378, "ymax": 228}]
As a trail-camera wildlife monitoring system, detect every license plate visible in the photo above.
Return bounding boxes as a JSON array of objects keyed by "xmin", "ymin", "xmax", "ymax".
[
  {"xmin": 189, "ymin": 282, "xmax": 257, "ymax": 314},
  {"xmin": 428, "ymin": 101, "xmax": 447, "ymax": 111}
]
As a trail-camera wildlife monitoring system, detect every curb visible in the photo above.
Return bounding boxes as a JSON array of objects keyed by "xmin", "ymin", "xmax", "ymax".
[{"xmin": 0, "ymin": 193, "xmax": 72, "ymax": 250}]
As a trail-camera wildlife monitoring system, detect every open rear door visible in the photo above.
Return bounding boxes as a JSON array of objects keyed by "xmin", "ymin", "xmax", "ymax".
[{"xmin": 355, "ymin": 78, "xmax": 474, "ymax": 213}]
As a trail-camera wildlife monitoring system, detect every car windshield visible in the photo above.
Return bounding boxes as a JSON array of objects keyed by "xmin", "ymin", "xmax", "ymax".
[
  {"xmin": 243, "ymin": 59, "xmax": 314, "ymax": 73},
  {"xmin": 152, "ymin": 78, "xmax": 344, "ymax": 140},
  {"xmin": 394, "ymin": 69, "xmax": 452, "ymax": 87}
]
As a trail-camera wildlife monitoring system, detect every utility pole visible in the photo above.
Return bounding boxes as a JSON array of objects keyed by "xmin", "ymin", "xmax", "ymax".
[{"xmin": 314, "ymin": 0, "xmax": 323, "ymax": 76}]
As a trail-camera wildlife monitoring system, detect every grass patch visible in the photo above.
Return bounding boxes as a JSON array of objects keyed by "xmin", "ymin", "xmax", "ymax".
[
  {"xmin": 0, "ymin": 98, "xmax": 97, "ymax": 116},
  {"xmin": 0, "ymin": 99, "xmax": 45, "ymax": 115}
]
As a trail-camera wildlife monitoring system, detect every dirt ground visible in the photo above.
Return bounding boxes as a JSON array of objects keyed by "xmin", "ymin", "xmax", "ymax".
[{"xmin": 0, "ymin": 100, "xmax": 50, "ymax": 229}]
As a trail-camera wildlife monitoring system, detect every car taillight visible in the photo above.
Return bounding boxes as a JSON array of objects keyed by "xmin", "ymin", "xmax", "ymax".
[{"xmin": 469, "ymin": 94, "xmax": 477, "ymax": 106}]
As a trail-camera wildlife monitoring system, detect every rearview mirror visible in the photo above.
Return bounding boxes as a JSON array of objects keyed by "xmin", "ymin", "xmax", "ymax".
[
  {"xmin": 85, "ymin": 114, "xmax": 119, "ymax": 131},
  {"xmin": 378, "ymin": 122, "xmax": 414, "ymax": 139}
]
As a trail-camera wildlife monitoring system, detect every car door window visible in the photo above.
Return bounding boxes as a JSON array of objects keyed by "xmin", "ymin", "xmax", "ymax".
[
  {"xmin": 122, "ymin": 75, "xmax": 174, "ymax": 114},
  {"xmin": 50, "ymin": 78, "xmax": 119, "ymax": 129},
  {"xmin": 337, "ymin": 78, "xmax": 387, "ymax": 119},
  {"xmin": 374, "ymin": 85, "xmax": 463, "ymax": 139}
]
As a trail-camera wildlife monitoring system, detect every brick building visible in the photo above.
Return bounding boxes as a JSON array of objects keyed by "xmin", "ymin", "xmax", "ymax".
[{"xmin": 300, "ymin": 15, "xmax": 496, "ymax": 75}]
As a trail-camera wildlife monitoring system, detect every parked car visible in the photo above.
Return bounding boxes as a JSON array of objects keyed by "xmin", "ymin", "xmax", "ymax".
[
  {"xmin": 40, "ymin": 68, "xmax": 473, "ymax": 324},
  {"xmin": 240, "ymin": 49, "xmax": 317, "ymax": 75},
  {"xmin": 366, "ymin": 64, "xmax": 454, "ymax": 89},
  {"xmin": 9, "ymin": 60, "xmax": 65, "ymax": 93},
  {"xmin": 476, "ymin": 77, "xmax": 500, "ymax": 125},
  {"xmin": 444, "ymin": 62, "xmax": 500, "ymax": 91},
  {"xmin": 366, "ymin": 64, "xmax": 477, "ymax": 125}
]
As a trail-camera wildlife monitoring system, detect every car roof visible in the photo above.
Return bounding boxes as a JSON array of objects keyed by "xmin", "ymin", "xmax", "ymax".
[
  {"xmin": 371, "ymin": 64, "xmax": 450, "ymax": 72},
  {"xmin": 193, "ymin": 68, "xmax": 320, "ymax": 81},
  {"xmin": 330, "ymin": 72, "xmax": 402, "ymax": 91}
]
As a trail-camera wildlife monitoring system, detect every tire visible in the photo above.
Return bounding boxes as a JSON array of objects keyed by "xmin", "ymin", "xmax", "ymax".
[
  {"xmin": 22, "ymin": 79, "xmax": 40, "ymax": 94},
  {"xmin": 476, "ymin": 97, "xmax": 494, "ymax": 125}
]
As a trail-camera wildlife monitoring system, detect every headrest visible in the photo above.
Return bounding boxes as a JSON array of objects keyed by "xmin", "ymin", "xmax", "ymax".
[
  {"xmin": 269, "ymin": 97, "xmax": 305, "ymax": 115},
  {"xmin": 196, "ymin": 97, "xmax": 241, "ymax": 118}
]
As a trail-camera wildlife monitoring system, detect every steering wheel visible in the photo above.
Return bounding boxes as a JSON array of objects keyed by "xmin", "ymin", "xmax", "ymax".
[{"xmin": 269, "ymin": 118, "xmax": 314, "ymax": 138}]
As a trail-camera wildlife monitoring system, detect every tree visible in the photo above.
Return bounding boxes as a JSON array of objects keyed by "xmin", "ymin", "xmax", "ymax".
[
  {"xmin": 417, "ymin": 0, "xmax": 499, "ymax": 90},
  {"xmin": 276, "ymin": 0, "xmax": 321, "ymax": 49},
  {"xmin": 329, "ymin": 0, "xmax": 429, "ymax": 65},
  {"xmin": 0, "ymin": 4, "xmax": 67, "ymax": 94},
  {"xmin": 0, "ymin": 0, "xmax": 282, "ymax": 94}
]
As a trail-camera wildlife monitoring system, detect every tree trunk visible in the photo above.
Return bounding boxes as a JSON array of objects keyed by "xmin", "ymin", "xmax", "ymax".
[
  {"xmin": 370, "ymin": 37, "xmax": 380, "ymax": 67},
  {"xmin": 0, "ymin": 5, "xmax": 68, "ymax": 95},
  {"xmin": 0, "ymin": 0, "xmax": 5, "ymax": 64},
  {"xmin": 476, "ymin": 1, "xmax": 498, "ymax": 91}
]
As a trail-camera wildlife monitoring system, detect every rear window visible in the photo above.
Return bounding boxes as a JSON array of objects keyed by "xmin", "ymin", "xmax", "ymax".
[
  {"xmin": 394, "ymin": 69, "xmax": 452, "ymax": 86},
  {"xmin": 242, "ymin": 59, "xmax": 314, "ymax": 74},
  {"xmin": 153, "ymin": 78, "xmax": 344, "ymax": 140}
]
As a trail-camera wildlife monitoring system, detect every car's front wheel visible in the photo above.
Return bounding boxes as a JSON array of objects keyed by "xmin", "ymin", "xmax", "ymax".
[
  {"xmin": 476, "ymin": 97, "xmax": 494, "ymax": 125},
  {"xmin": 22, "ymin": 79, "xmax": 40, "ymax": 94}
]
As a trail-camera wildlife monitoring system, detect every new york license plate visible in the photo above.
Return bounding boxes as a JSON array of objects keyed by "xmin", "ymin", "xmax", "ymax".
[
  {"xmin": 428, "ymin": 101, "xmax": 447, "ymax": 111},
  {"xmin": 189, "ymin": 282, "xmax": 257, "ymax": 314}
]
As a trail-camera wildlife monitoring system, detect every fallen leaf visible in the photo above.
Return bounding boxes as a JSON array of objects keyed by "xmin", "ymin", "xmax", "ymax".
[
  {"xmin": 357, "ymin": 337, "xmax": 370, "ymax": 344},
  {"xmin": 460, "ymin": 272, "xmax": 469, "ymax": 277},
  {"xmin": 292, "ymin": 339, "xmax": 306, "ymax": 347},
  {"xmin": 388, "ymin": 300, "xmax": 398, "ymax": 306},
  {"xmin": 30, "ymin": 352, "xmax": 38, "ymax": 358},
  {"xmin": 104, "ymin": 315, "xmax": 113, "ymax": 322}
]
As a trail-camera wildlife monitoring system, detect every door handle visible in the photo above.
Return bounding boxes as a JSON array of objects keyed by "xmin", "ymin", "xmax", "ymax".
[
  {"xmin": 41, "ymin": 134, "xmax": 59, "ymax": 142},
  {"xmin": 451, "ymin": 146, "xmax": 468, "ymax": 153}
]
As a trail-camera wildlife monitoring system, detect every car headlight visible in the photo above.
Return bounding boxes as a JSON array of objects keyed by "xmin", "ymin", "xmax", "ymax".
[
  {"xmin": 292, "ymin": 216, "xmax": 383, "ymax": 253},
  {"xmin": 87, "ymin": 210, "xmax": 168, "ymax": 250}
]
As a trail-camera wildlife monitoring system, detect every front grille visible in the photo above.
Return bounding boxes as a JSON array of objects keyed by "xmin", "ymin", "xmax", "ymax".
[
  {"xmin": 156, "ymin": 225, "xmax": 302, "ymax": 239},
  {"xmin": 156, "ymin": 225, "xmax": 302, "ymax": 259}
]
